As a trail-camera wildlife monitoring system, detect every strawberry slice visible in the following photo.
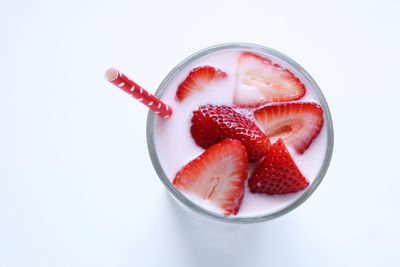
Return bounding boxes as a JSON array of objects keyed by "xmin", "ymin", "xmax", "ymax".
[
  {"xmin": 176, "ymin": 66, "xmax": 227, "ymax": 101},
  {"xmin": 248, "ymin": 139, "xmax": 309, "ymax": 195},
  {"xmin": 234, "ymin": 52, "xmax": 306, "ymax": 107},
  {"xmin": 173, "ymin": 139, "xmax": 248, "ymax": 215},
  {"xmin": 254, "ymin": 102, "xmax": 324, "ymax": 154},
  {"xmin": 190, "ymin": 105, "xmax": 270, "ymax": 162}
]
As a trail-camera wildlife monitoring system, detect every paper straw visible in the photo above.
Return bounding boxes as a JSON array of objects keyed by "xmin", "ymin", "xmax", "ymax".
[{"xmin": 105, "ymin": 68, "xmax": 172, "ymax": 118}]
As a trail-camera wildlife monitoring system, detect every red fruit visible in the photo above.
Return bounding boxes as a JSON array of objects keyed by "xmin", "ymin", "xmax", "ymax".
[
  {"xmin": 173, "ymin": 139, "xmax": 248, "ymax": 215},
  {"xmin": 190, "ymin": 105, "xmax": 270, "ymax": 162},
  {"xmin": 254, "ymin": 102, "xmax": 324, "ymax": 154},
  {"xmin": 234, "ymin": 52, "xmax": 306, "ymax": 108},
  {"xmin": 176, "ymin": 66, "xmax": 227, "ymax": 101},
  {"xmin": 248, "ymin": 139, "xmax": 309, "ymax": 195}
]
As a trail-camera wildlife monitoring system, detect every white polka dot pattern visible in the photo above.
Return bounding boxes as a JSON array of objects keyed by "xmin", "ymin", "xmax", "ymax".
[{"xmin": 106, "ymin": 68, "xmax": 172, "ymax": 118}]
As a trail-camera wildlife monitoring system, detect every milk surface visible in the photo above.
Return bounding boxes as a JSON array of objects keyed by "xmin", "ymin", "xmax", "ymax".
[{"xmin": 154, "ymin": 50, "xmax": 328, "ymax": 217}]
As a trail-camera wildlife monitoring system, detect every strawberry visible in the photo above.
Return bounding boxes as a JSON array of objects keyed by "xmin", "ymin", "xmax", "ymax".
[
  {"xmin": 173, "ymin": 139, "xmax": 248, "ymax": 215},
  {"xmin": 248, "ymin": 138, "xmax": 309, "ymax": 195},
  {"xmin": 254, "ymin": 102, "xmax": 324, "ymax": 154},
  {"xmin": 190, "ymin": 105, "xmax": 270, "ymax": 162},
  {"xmin": 176, "ymin": 66, "xmax": 227, "ymax": 101},
  {"xmin": 234, "ymin": 52, "xmax": 306, "ymax": 108}
]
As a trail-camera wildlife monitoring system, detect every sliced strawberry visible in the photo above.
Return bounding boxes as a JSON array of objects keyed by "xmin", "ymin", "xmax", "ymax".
[
  {"xmin": 234, "ymin": 52, "xmax": 306, "ymax": 107},
  {"xmin": 254, "ymin": 102, "xmax": 324, "ymax": 154},
  {"xmin": 176, "ymin": 66, "xmax": 227, "ymax": 101},
  {"xmin": 173, "ymin": 139, "xmax": 248, "ymax": 215},
  {"xmin": 248, "ymin": 139, "xmax": 309, "ymax": 195},
  {"xmin": 190, "ymin": 105, "xmax": 270, "ymax": 162}
]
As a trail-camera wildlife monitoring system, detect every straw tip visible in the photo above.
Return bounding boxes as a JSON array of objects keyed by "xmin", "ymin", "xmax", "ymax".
[{"xmin": 105, "ymin": 68, "xmax": 119, "ymax": 81}]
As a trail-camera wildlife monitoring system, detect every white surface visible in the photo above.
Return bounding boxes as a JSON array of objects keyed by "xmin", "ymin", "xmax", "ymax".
[{"xmin": 0, "ymin": 0, "xmax": 399, "ymax": 266}]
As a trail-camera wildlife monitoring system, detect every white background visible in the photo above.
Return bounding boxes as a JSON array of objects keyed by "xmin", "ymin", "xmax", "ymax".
[{"xmin": 1, "ymin": 0, "xmax": 399, "ymax": 266}]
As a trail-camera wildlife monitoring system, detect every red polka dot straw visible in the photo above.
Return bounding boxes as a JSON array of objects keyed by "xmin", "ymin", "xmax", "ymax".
[{"xmin": 105, "ymin": 68, "xmax": 172, "ymax": 118}]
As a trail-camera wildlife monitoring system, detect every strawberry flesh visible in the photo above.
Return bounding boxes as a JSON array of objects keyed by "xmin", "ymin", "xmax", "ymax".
[
  {"xmin": 248, "ymin": 139, "xmax": 309, "ymax": 195},
  {"xmin": 176, "ymin": 66, "xmax": 227, "ymax": 101},
  {"xmin": 234, "ymin": 52, "xmax": 306, "ymax": 108},
  {"xmin": 190, "ymin": 105, "xmax": 270, "ymax": 162},
  {"xmin": 173, "ymin": 139, "xmax": 248, "ymax": 215},
  {"xmin": 254, "ymin": 102, "xmax": 324, "ymax": 154}
]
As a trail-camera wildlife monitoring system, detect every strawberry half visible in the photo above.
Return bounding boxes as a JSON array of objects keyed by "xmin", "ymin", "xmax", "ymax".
[
  {"xmin": 248, "ymin": 139, "xmax": 309, "ymax": 195},
  {"xmin": 254, "ymin": 102, "xmax": 324, "ymax": 154},
  {"xmin": 173, "ymin": 139, "xmax": 248, "ymax": 215},
  {"xmin": 176, "ymin": 66, "xmax": 227, "ymax": 101},
  {"xmin": 234, "ymin": 52, "xmax": 306, "ymax": 107},
  {"xmin": 190, "ymin": 105, "xmax": 270, "ymax": 162}
]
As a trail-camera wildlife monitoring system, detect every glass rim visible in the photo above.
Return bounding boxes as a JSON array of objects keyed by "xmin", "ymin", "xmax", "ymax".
[{"xmin": 146, "ymin": 42, "xmax": 334, "ymax": 223}]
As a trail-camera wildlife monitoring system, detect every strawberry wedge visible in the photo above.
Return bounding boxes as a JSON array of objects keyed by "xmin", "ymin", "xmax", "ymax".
[
  {"xmin": 173, "ymin": 139, "xmax": 248, "ymax": 215},
  {"xmin": 234, "ymin": 52, "xmax": 306, "ymax": 107},
  {"xmin": 176, "ymin": 66, "xmax": 227, "ymax": 101},
  {"xmin": 190, "ymin": 105, "xmax": 270, "ymax": 162},
  {"xmin": 254, "ymin": 102, "xmax": 324, "ymax": 154},
  {"xmin": 248, "ymin": 138, "xmax": 309, "ymax": 195}
]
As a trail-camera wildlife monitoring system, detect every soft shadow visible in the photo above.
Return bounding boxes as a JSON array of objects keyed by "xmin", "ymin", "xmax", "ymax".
[{"xmin": 164, "ymin": 192, "xmax": 291, "ymax": 267}]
